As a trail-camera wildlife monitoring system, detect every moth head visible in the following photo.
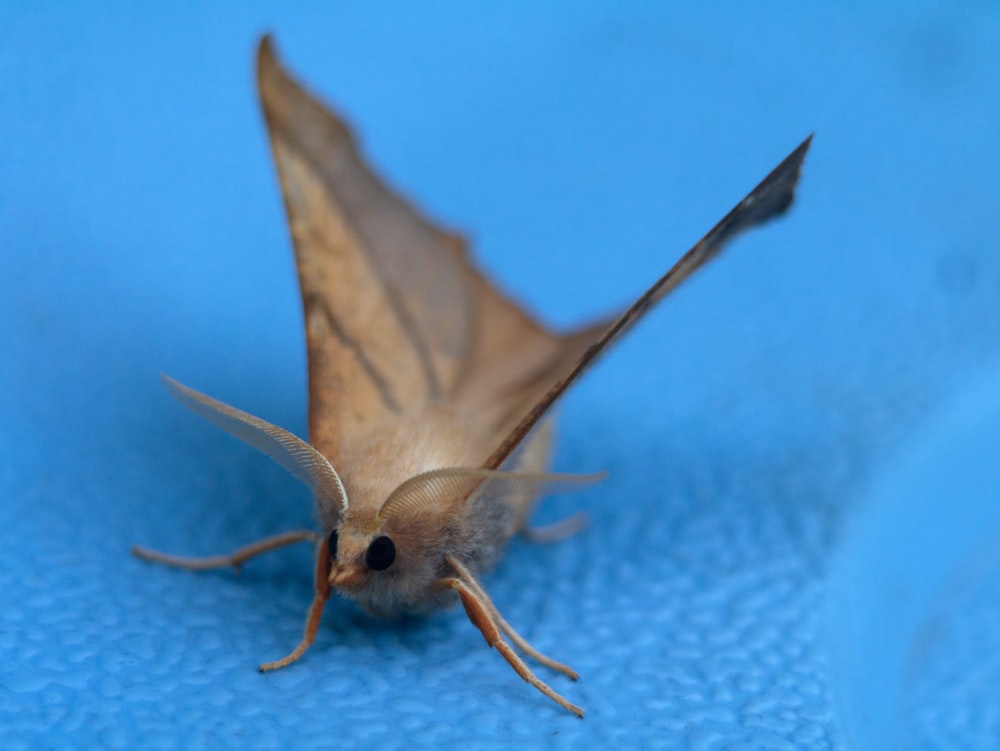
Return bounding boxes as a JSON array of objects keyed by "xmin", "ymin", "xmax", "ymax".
[
  {"xmin": 325, "ymin": 467, "xmax": 603, "ymax": 612},
  {"xmin": 323, "ymin": 523, "xmax": 398, "ymax": 594},
  {"xmin": 322, "ymin": 469, "xmax": 508, "ymax": 609},
  {"xmin": 323, "ymin": 494, "xmax": 451, "ymax": 607}
]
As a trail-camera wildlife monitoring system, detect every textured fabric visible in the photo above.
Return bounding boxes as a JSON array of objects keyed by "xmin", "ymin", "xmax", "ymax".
[{"xmin": 3, "ymin": 4, "xmax": 999, "ymax": 749}]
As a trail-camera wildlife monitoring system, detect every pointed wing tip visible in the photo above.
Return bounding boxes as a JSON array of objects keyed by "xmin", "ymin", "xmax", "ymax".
[
  {"xmin": 257, "ymin": 33, "xmax": 277, "ymax": 72},
  {"xmin": 742, "ymin": 132, "xmax": 814, "ymax": 224},
  {"xmin": 254, "ymin": 34, "xmax": 357, "ymax": 147},
  {"xmin": 256, "ymin": 34, "xmax": 283, "ymax": 103},
  {"xmin": 785, "ymin": 132, "xmax": 814, "ymax": 185},
  {"xmin": 781, "ymin": 133, "xmax": 814, "ymax": 194},
  {"xmin": 777, "ymin": 132, "xmax": 813, "ymax": 181}
]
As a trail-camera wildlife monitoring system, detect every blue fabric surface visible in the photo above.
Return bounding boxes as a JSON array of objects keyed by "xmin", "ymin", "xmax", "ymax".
[{"xmin": 2, "ymin": 3, "xmax": 999, "ymax": 749}]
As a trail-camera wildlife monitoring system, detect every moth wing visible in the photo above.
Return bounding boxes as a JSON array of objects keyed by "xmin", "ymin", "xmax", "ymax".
[
  {"xmin": 257, "ymin": 37, "xmax": 577, "ymax": 464},
  {"xmin": 482, "ymin": 135, "xmax": 813, "ymax": 469},
  {"xmin": 257, "ymin": 37, "xmax": 809, "ymax": 472}
]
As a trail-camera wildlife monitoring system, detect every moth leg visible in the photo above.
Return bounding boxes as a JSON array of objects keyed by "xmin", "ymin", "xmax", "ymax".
[
  {"xmin": 257, "ymin": 589, "xmax": 328, "ymax": 672},
  {"xmin": 259, "ymin": 541, "xmax": 332, "ymax": 672},
  {"xmin": 446, "ymin": 556, "xmax": 580, "ymax": 681},
  {"xmin": 441, "ymin": 573, "xmax": 584, "ymax": 717},
  {"xmin": 520, "ymin": 512, "xmax": 588, "ymax": 543},
  {"xmin": 132, "ymin": 530, "xmax": 319, "ymax": 573}
]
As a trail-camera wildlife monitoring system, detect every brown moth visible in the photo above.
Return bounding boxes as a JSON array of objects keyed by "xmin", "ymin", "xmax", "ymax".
[{"xmin": 134, "ymin": 36, "xmax": 811, "ymax": 716}]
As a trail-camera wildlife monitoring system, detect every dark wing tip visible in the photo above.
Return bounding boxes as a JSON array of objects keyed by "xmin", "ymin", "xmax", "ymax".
[
  {"xmin": 701, "ymin": 133, "xmax": 813, "ymax": 255},
  {"xmin": 780, "ymin": 133, "xmax": 814, "ymax": 189},
  {"xmin": 779, "ymin": 132, "xmax": 814, "ymax": 198},
  {"xmin": 752, "ymin": 133, "xmax": 814, "ymax": 221}
]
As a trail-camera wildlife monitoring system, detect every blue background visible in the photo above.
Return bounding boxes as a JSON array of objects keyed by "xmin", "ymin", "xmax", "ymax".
[{"xmin": 3, "ymin": 3, "xmax": 1000, "ymax": 749}]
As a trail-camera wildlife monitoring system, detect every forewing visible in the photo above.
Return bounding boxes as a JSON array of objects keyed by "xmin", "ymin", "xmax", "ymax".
[
  {"xmin": 482, "ymin": 135, "xmax": 813, "ymax": 469},
  {"xmin": 257, "ymin": 37, "xmax": 574, "ymax": 463}
]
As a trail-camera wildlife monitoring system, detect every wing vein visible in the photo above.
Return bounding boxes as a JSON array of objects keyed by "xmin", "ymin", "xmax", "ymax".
[
  {"xmin": 310, "ymin": 174, "xmax": 446, "ymax": 400},
  {"xmin": 309, "ymin": 294, "xmax": 402, "ymax": 413}
]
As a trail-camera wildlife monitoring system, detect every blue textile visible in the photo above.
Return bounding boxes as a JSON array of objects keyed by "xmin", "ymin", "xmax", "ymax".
[{"xmin": 3, "ymin": 3, "xmax": 1000, "ymax": 748}]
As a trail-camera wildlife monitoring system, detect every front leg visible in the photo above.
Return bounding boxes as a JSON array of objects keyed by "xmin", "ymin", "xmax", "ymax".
[
  {"xmin": 446, "ymin": 556, "xmax": 579, "ymax": 680},
  {"xmin": 441, "ymin": 558, "xmax": 584, "ymax": 717},
  {"xmin": 259, "ymin": 540, "xmax": 332, "ymax": 672}
]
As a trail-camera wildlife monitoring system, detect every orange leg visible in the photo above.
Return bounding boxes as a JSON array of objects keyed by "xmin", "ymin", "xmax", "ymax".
[
  {"xmin": 443, "ymin": 556, "xmax": 583, "ymax": 717},
  {"xmin": 259, "ymin": 540, "xmax": 332, "ymax": 672},
  {"xmin": 132, "ymin": 530, "xmax": 318, "ymax": 572},
  {"xmin": 446, "ymin": 556, "xmax": 579, "ymax": 680},
  {"xmin": 134, "ymin": 531, "xmax": 332, "ymax": 671}
]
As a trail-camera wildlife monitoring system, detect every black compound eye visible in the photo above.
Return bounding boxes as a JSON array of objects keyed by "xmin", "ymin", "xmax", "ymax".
[
  {"xmin": 327, "ymin": 528, "xmax": 339, "ymax": 559},
  {"xmin": 365, "ymin": 535, "xmax": 396, "ymax": 571}
]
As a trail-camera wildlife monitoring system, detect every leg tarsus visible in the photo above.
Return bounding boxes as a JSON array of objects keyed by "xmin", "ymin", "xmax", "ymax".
[
  {"xmin": 520, "ymin": 512, "xmax": 588, "ymax": 543},
  {"xmin": 493, "ymin": 640, "xmax": 583, "ymax": 717},
  {"xmin": 258, "ymin": 587, "xmax": 327, "ymax": 672}
]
